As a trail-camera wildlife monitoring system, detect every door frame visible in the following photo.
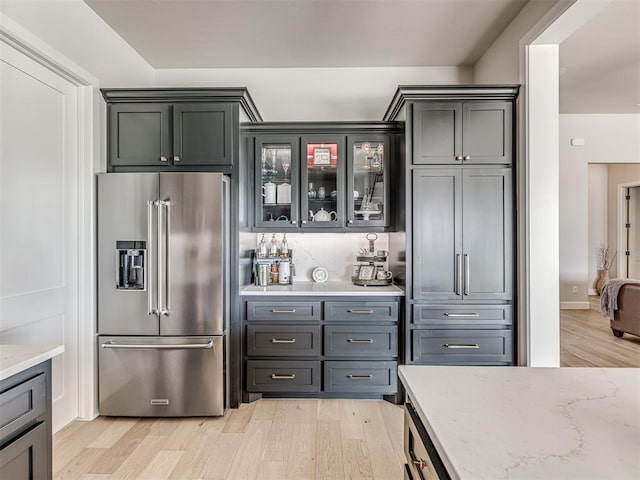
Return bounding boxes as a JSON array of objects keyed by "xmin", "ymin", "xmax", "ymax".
[
  {"xmin": 617, "ymin": 182, "xmax": 640, "ymax": 279},
  {"xmin": 1, "ymin": 16, "xmax": 100, "ymax": 423}
]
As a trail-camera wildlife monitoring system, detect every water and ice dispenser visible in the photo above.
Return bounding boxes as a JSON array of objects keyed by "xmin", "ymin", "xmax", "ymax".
[{"xmin": 116, "ymin": 241, "xmax": 146, "ymax": 290}]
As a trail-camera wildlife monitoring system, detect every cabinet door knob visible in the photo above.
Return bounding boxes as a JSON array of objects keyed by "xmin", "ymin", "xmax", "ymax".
[
  {"xmin": 160, "ymin": 156, "xmax": 168, "ymax": 162},
  {"xmin": 291, "ymin": 220, "xmax": 297, "ymax": 225},
  {"xmin": 301, "ymin": 220, "xmax": 307, "ymax": 224},
  {"xmin": 455, "ymin": 155, "xmax": 463, "ymax": 161},
  {"xmin": 173, "ymin": 155, "xmax": 181, "ymax": 162},
  {"xmin": 348, "ymin": 219, "xmax": 354, "ymax": 224},
  {"xmin": 463, "ymin": 155, "xmax": 470, "ymax": 161}
]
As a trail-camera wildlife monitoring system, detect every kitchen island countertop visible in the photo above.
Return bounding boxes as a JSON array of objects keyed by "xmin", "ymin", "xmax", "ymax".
[
  {"xmin": 399, "ymin": 365, "xmax": 640, "ymax": 479},
  {"xmin": 241, "ymin": 281, "xmax": 404, "ymax": 296},
  {"xmin": 0, "ymin": 344, "xmax": 65, "ymax": 381}
]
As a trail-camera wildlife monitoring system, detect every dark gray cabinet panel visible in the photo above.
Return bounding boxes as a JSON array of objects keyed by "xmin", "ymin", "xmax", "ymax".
[
  {"xmin": 412, "ymin": 329, "xmax": 513, "ymax": 364},
  {"xmin": 412, "ymin": 101, "xmax": 512, "ymax": 166},
  {"xmin": 412, "ymin": 103, "xmax": 461, "ymax": 165},
  {"xmin": 0, "ymin": 361, "xmax": 51, "ymax": 479},
  {"xmin": 324, "ymin": 326, "xmax": 398, "ymax": 357},
  {"xmin": 323, "ymin": 361, "xmax": 397, "ymax": 393},
  {"xmin": 462, "ymin": 168, "xmax": 513, "ymax": 301},
  {"xmin": 412, "ymin": 169, "xmax": 462, "ymax": 300},
  {"xmin": 109, "ymin": 104, "xmax": 172, "ymax": 167},
  {"xmin": 246, "ymin": 360, "xmax": 320, "ymax": 393},
  {"xmin": 246, "ymin": 301, "xmax": 321, "ymax": 321},
  {"xmin": 324, "ymin": 301, "xmax": 398, "ymax": 321},
  {"xmin": 412, "ymin": 305, "xmax": 513, "ymax": 327},
  {"xmin": 173, "ymin": 103, "xmax": 233, "ymax": 166},
  {"xmin": 0, "ymin": 421, "xmax": 48, "ymax": 480},
  {"xmin": 462, "ymin": 102, "xmax": 512, "ymax": 165},
  {"xmin": 412, "ymin": 168, "xmax": 513, "ymax": 303},
  {"xmin": 246, "ymin": 325, "xmax": 321, "ymax": 357}
]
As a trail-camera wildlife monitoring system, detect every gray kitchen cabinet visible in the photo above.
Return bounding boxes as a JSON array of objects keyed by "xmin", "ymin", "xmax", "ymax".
[
  {"xmin": 412, "ymin": 101, "xmax": 512, "ymax": 165},
  {"xmin": 109, "ymin": 103, "xmax": 172, "ymax": 167},
  {"xmin": 383, "ymin": 85, "xmax": 519, "ymax": 367},
  {"xmin": 412, "ymin": 167, "xmax": 513, "ymax": 302},
  {"xmin": 242, "ymin": 296, "xmax": 400, "ymax": 400},
  {"xmin": 102, "ymin": 88, "xmax": 262, "ymax": 171},
  {"xmin": 411, "ymin": 329, "xmax": 513, "ymax": 365},
  {"xmin": 0, "ymin": 361, "xmax": 52, "ymax": 479}
]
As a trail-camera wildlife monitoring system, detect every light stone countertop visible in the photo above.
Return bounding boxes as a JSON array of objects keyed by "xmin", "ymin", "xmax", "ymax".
[
  {"xmin": 0, "ymin": 344, "xmax": 65, "ymax": 381},
  {"xmin": 240, "ymin": 281, "xmax": 405, "ymax": 296},
  {"xmin": 399, "ymin": 365, "xmax": 640, "ymax": 479}
]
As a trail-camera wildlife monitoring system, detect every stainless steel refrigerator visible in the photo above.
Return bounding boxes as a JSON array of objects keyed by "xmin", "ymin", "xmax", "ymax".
[{"xmin": 97, "ymin": 173, "xmax": 230, "ymax": 416}]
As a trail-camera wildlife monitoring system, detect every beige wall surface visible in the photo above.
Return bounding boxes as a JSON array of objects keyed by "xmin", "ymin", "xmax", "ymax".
[
  {"xmin": 560, "ymin": 114, "xmax": 640, "ymax": 305},
  {"xmin": 588, "ymin": 164, "xmax": 608, "ymax": 292},
  {"xmin": 155, "ymin": 66, "xmax": 473, "ymax": 121}
]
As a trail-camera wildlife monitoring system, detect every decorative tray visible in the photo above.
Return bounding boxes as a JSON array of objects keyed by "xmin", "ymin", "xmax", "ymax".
[{"xmin": 352, "ymin": 278, "xmax": 393, "ymax": 287}]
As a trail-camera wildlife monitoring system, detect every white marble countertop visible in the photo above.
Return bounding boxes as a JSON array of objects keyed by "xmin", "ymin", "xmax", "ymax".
[
  {"xmin": 241, "ymin": 281, "xmax": 405, "ymax": 296},
  {"xmin": 0, "ymin": 344, "xmax": 65, "ymax": 381},
  {"xmin": 399, "ymin": 365, "xmax": 640, "ymax": 479}
]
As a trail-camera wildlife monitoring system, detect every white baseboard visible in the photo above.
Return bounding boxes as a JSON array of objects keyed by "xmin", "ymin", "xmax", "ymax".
[
  {"xmin": 588, "ymin": 289, "xmax": 598, "ymax": 296},
  {"xmin": 560, "ymin": 301, "xmax": 590, "ymax": 310}
]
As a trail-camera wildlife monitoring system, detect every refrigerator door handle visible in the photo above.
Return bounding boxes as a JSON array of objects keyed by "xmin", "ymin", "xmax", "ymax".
[
  {"xmin": 101, "ymin": 340, "xmax": 214, "ymax": 350},
  {"xmin": 147, "ymin": 200, "xmax": 157, "ymax": 315},
  {"xmin": 157, "ymin": 199, "xmax": 166, "ymax": 316},
  {"xmin": 163, "ymin": 200, "xmax": 171, "ymax": 316}
]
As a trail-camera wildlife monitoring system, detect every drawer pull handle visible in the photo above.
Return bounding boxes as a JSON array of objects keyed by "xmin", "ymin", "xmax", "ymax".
[
  {"xmin": 348, "ymin": 339, "xmax": 374, "ymax": 344},
  {"xmin": 443, "ymin": 343, "xmax": 480, "ymax": 349},
  {"xmin": 411, "ymin": 459, "xmax": 428, "ymax": 470},
  {"xmin": 347, "ymin": 375, "xmax": 373, "ymax": 380},
  {"xmin": 271, "ymin": 338, "xmax": 296, "ymax": 344},
  {"xmin": 270, "ymin": 309, "xmax": 297, "ymax": 313},
  {"xmin": 271, "ymin": 374, "xmax": 296, "ymax": 380},
  {"xmin": 444, "ymin": 313, "xmax": 480, "ymax": 317},
  {"xmin": 347, "ymin": 309, "xmax": 374, "ymax": 314}
]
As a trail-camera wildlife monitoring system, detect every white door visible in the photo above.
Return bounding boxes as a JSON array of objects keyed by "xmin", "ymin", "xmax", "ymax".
[{"xmin": 0, "ymin": 41, "xmax": 79, "ymax": 431}]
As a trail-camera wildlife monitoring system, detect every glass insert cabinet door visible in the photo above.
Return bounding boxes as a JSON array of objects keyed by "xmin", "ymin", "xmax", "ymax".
[
  {"xmin": 300, "ymin": 137, "xmax": 345, "ymax": 228},
  {"xmin": 347, "ymin": 135, "xmax": 389, "ymax": 227},
  {"xmin": 255, "ymin": 136, "xmax": 299, "ymax": 228}
]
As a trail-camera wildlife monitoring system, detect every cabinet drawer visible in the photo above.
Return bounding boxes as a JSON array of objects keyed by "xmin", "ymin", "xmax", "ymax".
[
  {"xmin": 247, "ymin": 325, "xmax": 321, "ymax": 357},
  {"xmin": 0, "ymin": 421, "xmax": 48, "ymax": 479},
  {"xmin": 247, "ymin": 301, "xmax": 321, "ymax": 321},
  {"xmin": 246, "ymin": 360, "xmax": 320, "ymax": 393},
  {"xmin": 413, "ymin": 305, "xmax": 512, "ymax": 327},
  {"xmin": 324, "ymin": 326, "xmax": 397, "ymax": 357},
  {"xmin": 412, "ymin": 329, "xmax": 513, "ymax": 364},
  {"xmin": 323, "ymin": 361, "xmax": 397, "ymax": 393},
  {"xmin": 324, "ymin": 301, "xmax": 398, "ymax": 321},
  {"xmin": 0, "ymin": 373, "xmax": 46, "ymax": 442}
]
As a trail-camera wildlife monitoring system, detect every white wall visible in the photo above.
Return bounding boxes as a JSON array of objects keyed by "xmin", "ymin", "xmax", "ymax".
[
  {"xmin": 0, "ymin": 0, "xmax": 153, "ymax": 86},
  {"xmin": 587, "ymin": 164, "xmax": 608, "ymax": 293},
  {"xmin": 155, "ymin": 67, "xmax": 472, "ymax": 121},
  {"xmin": 473, "ymin": 0, "xmax": 560, "ymax": 83},
  {"xmin": 560, "ymin": 114, "xmax": 640, "ymax": 302}
]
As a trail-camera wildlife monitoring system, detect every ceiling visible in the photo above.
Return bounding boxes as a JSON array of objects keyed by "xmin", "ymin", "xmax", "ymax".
[
  {"xmin": 560, "ymin": 0, "xmax": 640, "ymax": 114},
  {"xmin": 84, "ymin": 0, "xmax": 528, "ymax": 68},
  {"xmin": 82, "ymin": 0, "xmax": 639, "ymax": 114}
]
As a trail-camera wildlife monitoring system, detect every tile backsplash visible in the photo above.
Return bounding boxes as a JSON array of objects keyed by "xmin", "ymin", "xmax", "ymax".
[{"xmin": 254, "ymin": 232, "xmax": 389, "ymax": 282}]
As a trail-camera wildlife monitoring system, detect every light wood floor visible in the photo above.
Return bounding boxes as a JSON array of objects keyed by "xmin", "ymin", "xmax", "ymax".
[
  {"xmin": 560, "ymin": 295, "xmax": 640, "ymax": 367},
  {"xmin": 53, "ymin": 399, "xmax": 405, "ymax": 480}
]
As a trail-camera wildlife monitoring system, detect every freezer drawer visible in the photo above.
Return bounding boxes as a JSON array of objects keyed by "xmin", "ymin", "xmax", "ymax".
[{"xmin": 98, "ymin": 336, "xmax": 225, "ymax": 416}]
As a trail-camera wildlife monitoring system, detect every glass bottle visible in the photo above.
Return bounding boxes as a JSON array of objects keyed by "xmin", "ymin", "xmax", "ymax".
[
  {"xmin": 257, "ymin": 234, "xmax": 267, "ymax": 258},
  {"xmin": 281, "ymin": 234, "xmax": 289, "ymax": 258},
  {"xmin": 269, "ymin": 233, "xmax": 279, "ymax": 258},
  {"xmin": 308, "ymin": 182, "xmax": 317, "ymax": 198}
]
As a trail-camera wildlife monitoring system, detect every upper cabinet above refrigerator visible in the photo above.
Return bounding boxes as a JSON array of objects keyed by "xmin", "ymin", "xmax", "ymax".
[{"xmin": 102, "ymin": 88, "xmax": 262, "ymax": 172}]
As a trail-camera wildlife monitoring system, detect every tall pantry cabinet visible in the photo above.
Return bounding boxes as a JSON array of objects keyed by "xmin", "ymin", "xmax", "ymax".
[{"xmin": 384, "ymin": 86, "xmax": 519, "ymax": 365}]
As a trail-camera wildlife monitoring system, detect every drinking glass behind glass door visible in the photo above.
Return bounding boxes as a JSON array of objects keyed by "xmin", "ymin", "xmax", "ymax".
[{"xmin": 259, "ymin": 143, "xmax": 295, "ymax": 226}]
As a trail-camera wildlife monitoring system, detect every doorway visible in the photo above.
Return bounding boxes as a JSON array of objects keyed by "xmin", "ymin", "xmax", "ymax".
[{"xmin": 620, "ymin": 184, "xmax": 640, "ymax": 279}]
